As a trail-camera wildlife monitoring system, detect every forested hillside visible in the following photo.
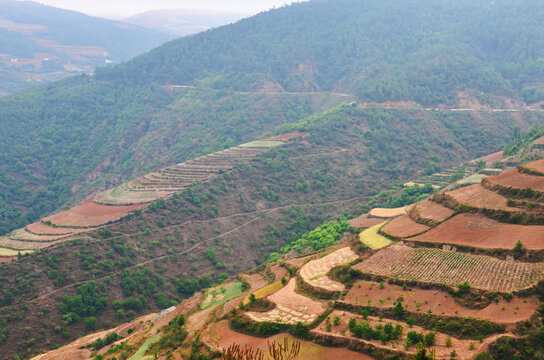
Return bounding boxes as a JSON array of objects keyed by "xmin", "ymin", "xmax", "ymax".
[
  {"xmin": 2, "ymin": 105, "xmax": 540, "ymax": 359},
  {"xmin": 0, "ymin": 0, "xmax": 171, "ymax": 95},
  {"xmin": 2, "ymin": 0, "xmax": 544, "ymax": 237}
]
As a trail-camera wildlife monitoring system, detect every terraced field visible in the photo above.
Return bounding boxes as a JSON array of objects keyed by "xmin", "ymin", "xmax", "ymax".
[
  {"xmin": 0, "ymin": 133, "xmax": 305, "ymax": 258},
  {"xmin": 408, "ymin": 200, "xmax": 454, "ymax": 224},
  {"xmin": 443, "ymin": 184, "xmax": 524, "ymax": 212},
  {"xmin": 380, "ymin": 214, "xmax": 429, "ymax": 238},
  {"xmin": 369, "ymin": 207, "xmax": 406, "ymax": 218},
  {"xmin": 245, "ymin": 279, "xmax": 325, "ymax": 324},
  {"xmin": 411, "ymin": 213, "xmax": 544, "ymax": 250},
  {"xmin": 354, "ymin": 245, "xmax": 544, "ymax": 292},
  {"xmin": 94, "ymin": 137, "xmax": 294, "ymax": 205},
  {"xmin": 483, "ymin": 168, "xmax": 544, "ymax": 193},
  {"xmin": 300, "ymin": 247, "xmax": 358, "ymax": 291},
  {"xmin": 347, "ymin": 213, "xmax": 386, "ymax": 228},
  {"xmin": 359, "ymin": 222, "xmax": 391, "ymax": 249}
]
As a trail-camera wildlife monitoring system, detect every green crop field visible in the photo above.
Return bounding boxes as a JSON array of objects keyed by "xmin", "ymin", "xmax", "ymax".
[
  {"xmin": 201, "ymin": 281, "xmax": 244, "ymax": 310},
  {"xmin": 359, "ymin": 222, "xmax": 391, "ymax": 250}
]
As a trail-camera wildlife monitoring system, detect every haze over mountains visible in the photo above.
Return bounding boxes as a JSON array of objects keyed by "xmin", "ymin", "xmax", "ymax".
[
  {"xmin": 1, "ymin": 0, "xmax": 544, "ymax": 359},
  {"xmin": 123, "ymin": 9, "xmax": 246, "ymax": 37},
  {"xmin": 0, "ymin": 0, "xmax": 172, "ymax": 95}
]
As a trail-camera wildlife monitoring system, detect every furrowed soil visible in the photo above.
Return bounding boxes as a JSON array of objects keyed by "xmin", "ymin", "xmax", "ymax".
[
  {"xmin": 344, "ymin": 280, "xmax": 538, "ymax": 324},
  {"xmin": 380, "ymin": 215, "xmax": 430, "ymax": 238},
  {"xmin": 410, "ymin": 213, "xmax": 544, "ymax": 250}
]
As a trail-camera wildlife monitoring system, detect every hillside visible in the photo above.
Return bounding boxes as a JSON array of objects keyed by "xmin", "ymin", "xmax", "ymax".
[
  {"xmin": 0, "ymin": 106, "xmax": 542, "ymax": 359},
  {"xmin": 2, "ymin": 0, "xmax": 544, "ymax": 238},
  {"xmin": 123, "ymin": 9, "xmax": 246, "ymax": 37},
  {"xmin": 0, "ymin": 0, "xmax": 171, "ymax": 95},
  {"xmin": 29, "ymin": 144, "xmax": 544, "ymax": 360}
]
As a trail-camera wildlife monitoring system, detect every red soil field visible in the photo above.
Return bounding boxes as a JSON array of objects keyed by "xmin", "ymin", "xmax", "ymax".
[
  {"xmin": 521, "ymin": 159, "xmax": 544, "ymax": 174},
  {"xmin": 26, "ymin": 222, "xmax": 87, "ymax": 235},
  {"xmin": 485, "ymin": 169, "xmax": 544, "ymax": 193},
  {"xmin": 532, "ymin": 136, "xmax": 544, "ymax": 145},
  {"xmin": 477, "ymin": 150, "xmax": 503, "ymax": 164},
  {"xmin": 344, "ymin": 280, "xmax": 538, "ymax": 324},
  {"xmin": 380, "ymin": 215, "xmax": 429, "ymax": 238},
  {"xmin": 410, "ymin": 213, "xmax": 544, "ymax": 250},
  {"xmin": 42, "ymin": 199, "xmax": 144, "ymax": 227},
  {"xmin": 410, "ymin": 200, "xmax": 454, "ymax": 222},
  {"xmin": 347, "ymin": 214, "xmax": 386, "ymax": 228},
  {"xmin": 0, "ymin": 257, "xmax": 13, "ymax": 263},
  {"xmin": 203, "ymin": 320, "xmax": 372, "ymax": 360},
  {"xmin": 444, "ymin": 184, "xmax": 522, "ymax": 212}
]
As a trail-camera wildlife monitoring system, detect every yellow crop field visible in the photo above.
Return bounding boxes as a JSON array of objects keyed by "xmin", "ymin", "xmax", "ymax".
[
  {"xmin": 359, "ymin": 222, "xmax": 392, "ymax": 249},
  {"xmin": 243, "ymin": 280, "xmax": 283, "ymax": 305}
]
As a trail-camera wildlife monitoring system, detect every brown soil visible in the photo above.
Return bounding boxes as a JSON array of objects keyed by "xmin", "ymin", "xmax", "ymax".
[
  {"xmin": 26, "ymin": 222, "xmax": 87, "ymax": 235},
  {"xmin": 481, "ymin": 151, "xmax": 503, "ymax": 163},
  {"xmin": 348, "ymin": 214, "xmax": 387, "ymax": 228},
  {"xmin": 241, "ymin": 273, "xmax": 268, "ymax": 292},
  {"xmin": 314, "ymin": 310, "xmax": 503, "ymax": 360},
  {"xmin": 0, "ymin": 257, "xmax": 14, "ymax": 263},
  {"xmin": 42, "ymin": 199, "xmax": 144, "ymax": 227},
  {"xmin": 410, "ymin": 213, "xmax": 544, "ymax": 250},
  {"xmin": 445, "ymin": 184, "xmax": 522, "ymax": 212},
  {"xmin": 532, "ymin": 137, "xmax": 544, "ymax": 146},
  {"xmin": 245, "ymin": 278, "xmax": 326, "ymax": 324},
  {"xmin": 486, "ymin": 169, "xmax": 544, "ymax": 192},
  {"xmin": 203, "ymin": 320, "xmax": 372, "ymax": 360},
  {"xmin": 369, "ymin": 207, "xmax": 406, "ymax": 218},
  {"xmin": 411, "ymin": 201, "xmax": 454, "ymax": 222},
  {"xmin": 270, "ymin": 264, "xmax": 288, "ymax": 282},
  {"xmin": 286, "ymin": 253, "xmax": 316, "ymax": 268},
  {"xmin": 380, "ymin": 215, "xmax": 429, "ymax": 238},
  {"xmin": 354, "ymin": 244, "xmax": 544, "ymax": 292},
  {"xmin": 344, "ymin": 280, "xmax": 538, "ymax": 324},
  {"xmin": 300, "ymin": 247, "xmax": 358, "ymax": 291}
]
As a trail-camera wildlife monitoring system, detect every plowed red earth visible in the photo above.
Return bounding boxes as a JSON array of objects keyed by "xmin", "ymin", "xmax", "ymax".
[
  {"xmin": 0, "ymin": 257, "xmax": 13, "ymax": 263},
  {"xmin": 344, "ymin": 280, "xmax": 538, "ymax": 324},
  {"xmin": 486, "ymin": 169, "xmax": 544, "ymax": 192},
  {"xmin": 26, "ymin": 222, "xmax": 87, "ymax": 235},
  {"xmin": 380, "ymin": 215, "xmax": 429, "ymax": 238},
  {"xmin": 42, "ymin": 199, "xmax": 144, "ymax": 227},
  {"xmin": 410, "ymin": 213, "xmax": 544, "ymax": 250},
  {"xmin": 347, "ymin": 214, "xmax": 386, "ymax": 228},
  {"xmin": 412, "ymin": 201, "xmax": 454, "ymax": 222},
  {"xmin": 532, "ymin": 136, "xmax": 544, "ymax": 145},
  {"xmin": 203, "ymin": 320, "xmax": 372, "ymax": 360},
  {"xmin": 478, "ymin": 151, "xmax": 503, "ymax": 163},
  {"xmin": 445, "ymin": 184, "xmax": 522, "ymax": 212}
]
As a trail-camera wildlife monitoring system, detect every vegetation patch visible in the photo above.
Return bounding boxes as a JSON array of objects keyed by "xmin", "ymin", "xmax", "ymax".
[
  {"xmin": 359, "ymin": 223, "xmax": 391, "ymax": 250},
  {"xmin": 200, "ymin": 282, "xmax": 244, "ymax": 310}
]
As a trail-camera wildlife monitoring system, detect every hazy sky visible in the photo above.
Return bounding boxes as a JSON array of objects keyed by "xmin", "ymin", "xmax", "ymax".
[{"xmin": 31, "ymin": 0, "xmax": 305, "ymax": 19}]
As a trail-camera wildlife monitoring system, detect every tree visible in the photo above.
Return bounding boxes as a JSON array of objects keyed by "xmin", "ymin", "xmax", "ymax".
[
  {"xmin": 394, "ymin": 301, "xmax": 405, "ymax": 317},
  {"xmin": 414, "ymin": 342, "xmax": 437, "ymax": 360},
  {"xmin": 513, "ymin": 240, "xmax": 525, "ymax": 259}
]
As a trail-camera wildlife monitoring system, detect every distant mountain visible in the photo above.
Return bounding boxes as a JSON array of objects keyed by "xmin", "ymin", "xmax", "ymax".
[
  {"xmin": 123, "ymin": 9, "xmax": 246, "ymax": 37},
  {"xmin": 0, "ymin": 0, "xmax": 172, "ymax": 95}
]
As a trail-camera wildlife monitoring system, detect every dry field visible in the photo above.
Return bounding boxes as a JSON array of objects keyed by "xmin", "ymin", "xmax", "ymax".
[
  {"xmin": 409, "ymin": 200, "xmax": 454, "ymax": 223},
  {"xmin": 245, "ymin": 279, "xmax": 325, "ymax": 324},
  {"xmin": 313, "ymin": 310, "xmax": 499, "ymax": 360},
  {"xmin": 42, "ymin": 199, "xmax": 143, "ymax": 227},
  {"xmin": 344, "ymin": 280, "xmax": 538, "ymax": 323},
  {"xmin": 354, "ymin": 245, "xmax": 544, "ymax": 292},
  {"xmin": 484, "ymin": 169, "xmax": 544, "ymax": 193},
  {"xmin": 203, "ymin": 320, "xmax": 371, "ymax": 360},
  {"xmin": 519, "ymin": 159, "xmax": 544, "ymax": 174},
  {"xmin": 369, "ymin": 207, "xmax": 406, "ymax": 218},
  {"xmin": 444, "ymin": 184, "xmax": 522, "ymax": 212},
  {"xmin": 347, "ymin": 214, "xmax": 386, "ymax": 228},
  {"xmin": 380, "ymin": 215, "xmax": 429, "ymax": 238},
  {"xmin": 0, "ymin": 237, "xmax": 58, "ymax": 251},
  {"xmin": 10, "ymin": 229, "xmax": 65, "ymax": 241},
  {"xmin": 300, "ymin": 247, "xmax": 359, "ymax": 291},
  {"xmin": 26, "ymin": 222, "xmax": 87, "ymax": 235},
  {"xmin": 410, "ymin": 213, "xmax": 544, "ymax": 250}
]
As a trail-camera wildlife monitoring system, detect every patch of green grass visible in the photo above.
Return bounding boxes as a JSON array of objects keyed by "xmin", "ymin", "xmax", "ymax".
[
  {"xmin": 200, "ymin": 281, "xmax": 244, "ymax": 310},
  {"xmin": 359, "ymin": 222, "xmax": 391, "ymax": 250},
  {"xmin": 129, "ymin": 333, "xmax": 161, "ymax": 360},
  {"xmin": 457, "ymin": 173, "xmax": 488, "ymax": 185}
]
